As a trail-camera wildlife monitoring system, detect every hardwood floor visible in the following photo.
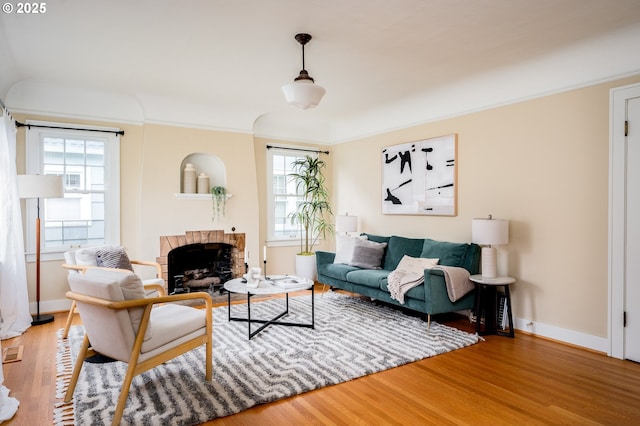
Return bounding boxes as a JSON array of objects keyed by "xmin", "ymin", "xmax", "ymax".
[{"xmin": 3, "ymin": 289, "xmax": 640, "ymax": 425}]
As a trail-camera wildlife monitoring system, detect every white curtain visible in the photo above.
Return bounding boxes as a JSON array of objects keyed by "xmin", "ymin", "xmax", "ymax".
[
  {"xmin": 0, "ymin": 109, "xmax": 23, "ymax": 422},
  {"xmin": 0, "ymin": 109, "xmax": 32, "ymax": 340}
]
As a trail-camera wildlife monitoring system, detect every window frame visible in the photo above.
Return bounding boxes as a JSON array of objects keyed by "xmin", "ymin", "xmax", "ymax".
[
  {"xmin": 266, "ymin": 145, "xmax": 319, "ymax": 246},
  {"xmin": 25, "ymin": 120, "xmax": 121, "ymax": 261}
]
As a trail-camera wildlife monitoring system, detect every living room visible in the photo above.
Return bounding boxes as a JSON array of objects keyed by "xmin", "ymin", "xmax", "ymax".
[{"xmin": 2, "ymin": 1, "xmax": 640, "ymax": 424}]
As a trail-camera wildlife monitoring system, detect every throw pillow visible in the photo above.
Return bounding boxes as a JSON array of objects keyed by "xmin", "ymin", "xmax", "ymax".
[
  {"xmin": 74, "ymin": 245, "xmax": 111, "ymax": 267},
  {"xmin": 334, "ymin": 235, "xmax": 368, "ymax": 264},
  {"xmin": 350, "ymin": 239, "xmax": 388, "ymax": 269},
  {"xmin": 394, "ymin": 255, "xmax": 439, "ymax": 274},
  {"xmin": 96, "ymin": 246, "xmax": 134, "ymax": 271}
]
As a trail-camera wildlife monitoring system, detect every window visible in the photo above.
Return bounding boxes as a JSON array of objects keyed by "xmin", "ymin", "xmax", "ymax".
[
  {"xmin": 266, "ymin": 146, "xmax": 317, "ymax": 244},
  {"xmin": 26, "ymin": 121, "xmax": 120, "ymax": 258}
]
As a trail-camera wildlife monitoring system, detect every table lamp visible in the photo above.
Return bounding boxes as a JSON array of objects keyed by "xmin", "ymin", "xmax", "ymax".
[
  {"xmin": 18, "ymin": 174, "xmax": 64, "ymax": 325},
  {"xmin": 472, "ymin": 215, "xmax": 509, "ymax": 278},
  {"xmin": 336, "ymin": 213, "xmax": 358, "ymax": 235}
]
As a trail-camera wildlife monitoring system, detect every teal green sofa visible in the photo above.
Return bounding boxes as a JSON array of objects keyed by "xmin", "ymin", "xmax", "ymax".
[{"xmin": 316, "ymin": 234, "xmax": 480, "ymax": 322}]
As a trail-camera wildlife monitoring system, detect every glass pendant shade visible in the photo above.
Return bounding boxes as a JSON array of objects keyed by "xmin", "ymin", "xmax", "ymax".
[{"xmin": 282, "ymin": 80, "xmax": 326, "ymax": 110}]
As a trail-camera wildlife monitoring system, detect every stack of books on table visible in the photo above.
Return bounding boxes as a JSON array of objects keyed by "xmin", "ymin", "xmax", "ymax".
[
  {"xmin": 497, "ymin": 292, "xmax": 509, "ymax": 330},
  {"xmin": 269, "ymin": 276, "xmax": 304, "ymax": 288}
]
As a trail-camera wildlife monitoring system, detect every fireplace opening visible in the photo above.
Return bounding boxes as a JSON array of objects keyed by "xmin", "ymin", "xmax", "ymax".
[{"xmin": 167, "ymin": 243, "xmax": 234, "ymax": 295}]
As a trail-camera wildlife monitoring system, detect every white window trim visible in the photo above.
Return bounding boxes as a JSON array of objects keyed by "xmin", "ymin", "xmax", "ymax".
[
  {"xmin": 25, "ymin": 120, "xmax": 121, "ymax": 261},
  {"xmin": 266, "ymin": 145, "xmax": 319, "ymax": 246}
]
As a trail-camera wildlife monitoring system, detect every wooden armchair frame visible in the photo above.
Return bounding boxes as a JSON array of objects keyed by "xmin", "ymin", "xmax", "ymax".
[{"xmin": 63, "ymin": 289, "xmax": 212, "ymax": 426}]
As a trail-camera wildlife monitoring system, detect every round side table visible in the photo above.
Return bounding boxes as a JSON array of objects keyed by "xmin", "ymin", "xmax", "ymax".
[{"xmin": 470, "ymin": 274, "xmax": 515, "ymax": 337}]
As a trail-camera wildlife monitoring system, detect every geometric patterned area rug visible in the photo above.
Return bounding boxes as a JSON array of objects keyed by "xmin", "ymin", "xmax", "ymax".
[{"xmin": 54, "ymin": 292, "xmax": 479, "ymax": 425}]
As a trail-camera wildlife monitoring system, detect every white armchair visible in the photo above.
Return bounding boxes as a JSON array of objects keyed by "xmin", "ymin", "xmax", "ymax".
[
  {"xmin": 62, "ymin": 245, "xmax": 165, "ymax": 338},
  {"xmin": 64, "ymin": 268, "xmax": 212, "ymax": 425}
]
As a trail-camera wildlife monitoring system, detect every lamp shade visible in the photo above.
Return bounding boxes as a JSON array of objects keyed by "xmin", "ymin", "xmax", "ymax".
[
  {"xmin": 282, "ymin": 81, "xmax": 326, "ymax": 110},
  {"xmin": 472, "ymin": 218, "xmax": 509, "ymax": 246},
  {"xmin": 17, "ymin": 174, "xmax": 64, "ymax": 199},
  {"xmin": 336, "ymin": 214, "xmax": 358, "ymax": 233}
]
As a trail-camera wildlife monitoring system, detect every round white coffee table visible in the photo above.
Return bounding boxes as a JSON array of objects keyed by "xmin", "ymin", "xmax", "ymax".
[{"xmin": 223, "ymin": 275, "xmax": 315, "ymax": 339}]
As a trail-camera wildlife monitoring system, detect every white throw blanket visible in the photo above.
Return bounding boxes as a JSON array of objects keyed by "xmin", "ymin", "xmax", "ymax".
[
  {"xmin": 387, "ymin": 261, "xmax": 474, "ymax": 304},
  {"xmin": 432, "ymin": 265, "xmax": 475, "ymax": 302},
  {"xmin": 387, "ymin": 270, "xmax": 424, "ymax": 304},
  {"xmin": 387, "ymin": 256, "xmax": 439, "ymax": 304}
]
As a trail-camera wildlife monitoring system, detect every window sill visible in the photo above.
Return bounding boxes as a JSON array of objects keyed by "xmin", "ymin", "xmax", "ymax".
[{"xmin": 25, "ymin": 251, "xmax": 65, "ymax": 263}]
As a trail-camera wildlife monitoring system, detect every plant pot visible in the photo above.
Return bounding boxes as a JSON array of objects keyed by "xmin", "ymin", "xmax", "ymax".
[{"xmin": 295, "ymin": 253, "xmax": 317, "ymax": 281}]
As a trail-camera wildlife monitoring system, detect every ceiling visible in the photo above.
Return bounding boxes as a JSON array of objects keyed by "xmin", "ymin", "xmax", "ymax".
[{"xmin": 2, "ymin": 0, "xmax": 640, "ymax": 143}]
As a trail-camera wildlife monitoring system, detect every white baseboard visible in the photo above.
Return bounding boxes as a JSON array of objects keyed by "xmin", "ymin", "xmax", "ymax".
[
  {"xmin": 515, "ymin": 317, "xmax": 608, "ymax": 353},
  {"xmin": 30, "ymin": 298, "xmax": 73, "ymax": 315}
]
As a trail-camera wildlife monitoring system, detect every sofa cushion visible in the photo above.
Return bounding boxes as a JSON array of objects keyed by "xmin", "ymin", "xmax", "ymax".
[
  {"xmin": 346, "ymin": 269, "xmax": 390, "ymax": 289},
  {"xmin": 350, "ymin": 239, "xmax": 387, "ymax": 269},
  {"xmin": 362, "ymin": 233, "xmax": 390, "ymax": 245},
  {"xmin": 383, "ymin": 236, "xmax": 426, "ymax": 271},
  {"xmin": 318, "ymin": 262, "xmax": 360, "ymax": 281},
  {"xmin": 420, "ymin": 239, "xmax": 469, "ymax": 267}
]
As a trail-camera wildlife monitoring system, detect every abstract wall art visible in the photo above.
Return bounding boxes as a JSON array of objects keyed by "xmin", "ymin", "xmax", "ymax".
[{"xmin": 382, "ymin": 134, "xmax": 457, "ymax": 216}]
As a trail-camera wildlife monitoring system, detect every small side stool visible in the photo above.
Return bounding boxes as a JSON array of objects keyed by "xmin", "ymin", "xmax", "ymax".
[{"xmin": 470, "ymin": 274, "xmax": 515, "ymax": 337}]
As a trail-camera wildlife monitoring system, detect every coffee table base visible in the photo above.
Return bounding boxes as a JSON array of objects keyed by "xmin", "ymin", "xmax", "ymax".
[{"xmin": 227, "ymin": 286, "xmax": 315, "ymax": 339}]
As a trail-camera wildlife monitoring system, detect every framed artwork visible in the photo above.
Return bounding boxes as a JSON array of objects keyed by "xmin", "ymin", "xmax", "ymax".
[{"xmin": 381, "ymin": 134, "xmax": 457, "ymax": 216}]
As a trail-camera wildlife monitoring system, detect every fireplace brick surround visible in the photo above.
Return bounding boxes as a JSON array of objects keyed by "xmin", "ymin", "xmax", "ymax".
[{"xmin": 157, "ymin": 230, "xmax": 246, "ymax": 292}]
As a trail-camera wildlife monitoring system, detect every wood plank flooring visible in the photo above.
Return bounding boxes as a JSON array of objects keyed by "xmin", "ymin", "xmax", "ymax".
[{"xmin": 3, "ymin": 288, "xmax": 640, "ymax": 425}]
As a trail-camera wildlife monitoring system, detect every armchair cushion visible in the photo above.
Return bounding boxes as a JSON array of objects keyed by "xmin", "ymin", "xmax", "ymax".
[
  {"xmin": 68, "ymin": 268, "xmax": 151, "ymax": 353},
  {"xmin": 141, "ymin": 304, "xmax": 206, "ymax": 354}
]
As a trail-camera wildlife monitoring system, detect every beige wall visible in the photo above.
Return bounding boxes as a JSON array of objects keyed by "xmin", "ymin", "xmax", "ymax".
[
  {"xmin": 135, "ymin": 124, "xmax": 259, "ymax": 263},
  {"xmin": 333, "ymin": 75, "xmax": 640, "ymax": 338}
]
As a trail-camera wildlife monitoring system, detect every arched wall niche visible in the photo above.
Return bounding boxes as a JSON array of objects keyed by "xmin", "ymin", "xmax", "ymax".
[{"xmin": 178, "ymin": 153, "xmax": 227, "ymax": 195}]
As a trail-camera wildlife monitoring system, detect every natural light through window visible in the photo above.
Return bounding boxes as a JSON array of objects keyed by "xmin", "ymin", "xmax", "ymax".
[
  {"xmin": 26, "ymin": 121, "xmax": 120, "ymax": 255},
  {"xmin": 267, "ymin": 147, "xmax": 315, "ymax": 243}
]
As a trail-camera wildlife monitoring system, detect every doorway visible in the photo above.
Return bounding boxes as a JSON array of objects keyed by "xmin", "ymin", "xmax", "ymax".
[{"xmin": 609, "ymin": 82, "xmax": 640, "ymax": 361}]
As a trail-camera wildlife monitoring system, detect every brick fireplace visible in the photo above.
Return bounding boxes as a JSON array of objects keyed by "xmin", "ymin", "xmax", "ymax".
[{"xmin": 157, "ymin": 230, "xmax": 246, "ymax": 294}]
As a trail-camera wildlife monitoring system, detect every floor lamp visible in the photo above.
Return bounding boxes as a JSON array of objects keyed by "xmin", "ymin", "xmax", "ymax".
[{"xmin": 17, "ymin": 174, "xmax": 64, "ymax": 326}]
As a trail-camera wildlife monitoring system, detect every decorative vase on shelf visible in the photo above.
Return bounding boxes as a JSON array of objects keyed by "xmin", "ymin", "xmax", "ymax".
[
  {"xmin": 183, "ymin": 163, "xmax": 197, "ymax": 194},
  {"xmin": 197, "ymin": 173, "xmax": 210, "ymax": 194}
]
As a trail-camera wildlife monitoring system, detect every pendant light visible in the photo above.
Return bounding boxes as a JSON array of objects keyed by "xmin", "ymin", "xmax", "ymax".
[{"xmin": 282, "ymin": 33, "xmax": 326, "ymax": 110}]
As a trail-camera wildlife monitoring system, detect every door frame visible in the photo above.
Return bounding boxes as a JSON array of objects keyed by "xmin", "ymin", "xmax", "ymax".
[{"xmin": 609, "ymin": 82, "xmax": 640, "ymax": 359}]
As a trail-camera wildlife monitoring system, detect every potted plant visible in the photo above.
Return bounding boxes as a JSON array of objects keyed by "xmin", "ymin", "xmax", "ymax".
[
  {"xmin": 210, "ymin": 186, "xmax": 227, "ymax": 222},
  {"xmin": 288, "ymin": 155, "xmax": 334, "ymax": 279}
]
